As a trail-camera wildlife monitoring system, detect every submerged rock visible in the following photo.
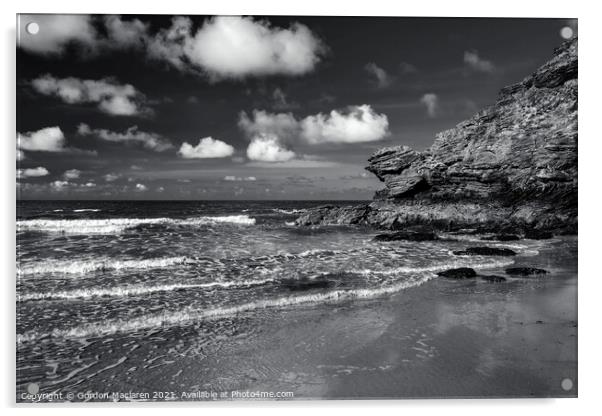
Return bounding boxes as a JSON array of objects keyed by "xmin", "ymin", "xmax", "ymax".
[
  {"xmin": 480, "ymin": 275, "xmax": 507, "ymax": 282},
  {"xmin": 437, "ymin": 268, "xmax": 477, "ymax": 279},
  {"xmin": 505, "ymin": 267, "xmax": 548, "ymax": 276},
  {"xmin": 295, "ymin": 38, "xmax": 577, "ymax": 234},
  {"xmin": 373, "ymin": 231, "xmax": 438, "ymax": 242},
  {"xmin": 453, "ymin": 247, "xmax": 517, "ymax": 256}
]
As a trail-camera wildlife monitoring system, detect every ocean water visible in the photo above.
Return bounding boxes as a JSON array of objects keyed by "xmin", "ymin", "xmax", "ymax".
[{"xmin": 16, "ymin": 200, "xmax": 549, "ymax": 400}]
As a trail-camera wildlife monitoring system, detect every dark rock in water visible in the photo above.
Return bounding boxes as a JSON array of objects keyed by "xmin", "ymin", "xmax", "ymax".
[
  {"xmin": 480, "ymin": 275, "xmax": 507, "ymax": 282},
  {"xmin": 281, "ymin": 277, "xmax": 336, "ymax": 291},
  {"xmin": 295, "ymin": 38, "xmax": 577, "ymax": 234},
  {"xmin": 373, "ymin": 231, "xmax": 438, "ymax": 242},
  {"xmin": 505, "ymin": 267, "xmax": 548, "ymax": 276},
  {"xmin": 524, "ymin": 230, "xmax": 554, "ymax": 240},
  {"xmin": 481, "ymin": 234, "xmax": 521, "ymax": 241},
  {"xmin": 437, "ymin": 268, "xmax": 477, "ymax": 279},
  {"xmin": 453, "ymin": 247, "xmax": 517, "ymax": 256}
]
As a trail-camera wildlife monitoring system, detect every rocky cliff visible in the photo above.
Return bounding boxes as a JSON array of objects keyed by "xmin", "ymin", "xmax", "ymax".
[{"xmin": 296, "ymin": 38, "xmax": 577, "ymax": 234}]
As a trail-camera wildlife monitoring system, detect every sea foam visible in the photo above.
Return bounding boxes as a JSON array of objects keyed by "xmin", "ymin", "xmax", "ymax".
[
  {"xmin": 19, "ymin": 278, "xmax": 275, "ymax": 302},
  {"xmin": 18, "ymin": 256, "xmax": 188, "ymax": 276},
  {"xmin": 17, "ymin": 215, "xmax": 256, "ymax": 234}
]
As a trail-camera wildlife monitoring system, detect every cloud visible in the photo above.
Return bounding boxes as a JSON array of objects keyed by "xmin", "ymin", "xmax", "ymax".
[
  {"xmin": 300, "ymin": 105, "xmax": 390, "ymax": 144},
  {"xmin": 17, "ymin": 149, "xmax": 25, "ymax": 161},
  {"xmin": 50, "ymin": 180, "xmax": 70, "ymax": 190},
  {"xmin": 17, "ymin": 166, "xmax": 49, "ymax": 179},
  {"xmin": 49, "ymin": 180, "xmax": 95, "ymax": 191},
  {"xmin": 78, "ymin": 123, "xmax": 173, "ymax": 152},
  {"xmin": 63, "ymin": 169, "xmax": 81, "ymax": 179},
  {"xmin": 31, "ymin": 75, "xmax": 150, "ymax": 116},
  {"xmin": 420, "ymin": 93, "xmax": 439, "ymax": 118},
  {"xmin": 223, "ymin": 176, "xmax": 257, "ymax": 181},
  {"xmin": 239, "ymin": 105, "xmax": 389, "ymax": 162},
  {"xmin": 104, "ymin": 173, "xmax": 120, "ymax": 182},
  {"xmin": 18, "ymin": 126, "xmax": 66, "ymax": 152},
  {"xmin": 179, "ymin": 16, "xmax": 325, "ymax": 80},
  {"xmin": 463, "ymin": 50, "xmax": 495, "ymax": 73},
  {"xmin": 364, "ymin": 62, "xmax": 392, "ymax": 88},
  {"xmin": 135, "ymin": 183, "xmax": 148, "ymax": 191},
  {"xmin": 177, "ymin": 137, "xmax": 234, "ymax": 159},
  {"xmin": 19, "ymin": 14, "xmax": 98, "ymax": 55},
  {"xmin": 246, "ymin": 134, "xmax": 297, "ymax": 162}
]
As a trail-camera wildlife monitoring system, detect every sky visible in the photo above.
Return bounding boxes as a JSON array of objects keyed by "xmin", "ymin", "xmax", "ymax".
[{"xmin": 16, "ymin": 15, "xmax": 577, "ymax": 200}]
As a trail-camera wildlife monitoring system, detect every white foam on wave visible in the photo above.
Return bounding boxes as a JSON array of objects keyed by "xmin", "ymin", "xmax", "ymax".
[
  {"xmin": 272, "ymin": 208, "xmax": 305, "ymax": 215},
  {"xmin": 19, "ymin": 278, "xmax": 275, "ymax": 302},
  {"xmin": 17, "ymin": 215, "xmax": 256, "ymax": 234},
  {"xmin": 298, "ymin": 248, "xmax": 341, "ymax": 257},
  {"xmin": 17, "ymin": 273, "xmax": 433, "ymax": 342},
  {"xmin": 354, "ymin": 258, "xmax": 516, "ymax": 276},
  {"xmin": 18, "ymin": 256, "xmax": 187, "ymax": 276},
  {"xmin": 73, "ymin": 209, "xmax": 102, "ymax": 212}
]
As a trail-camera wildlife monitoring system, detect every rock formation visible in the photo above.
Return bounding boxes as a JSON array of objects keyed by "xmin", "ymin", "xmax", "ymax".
[{"xmin": 296, "ymin": 37, "xmax": 577, "ymax": 234}]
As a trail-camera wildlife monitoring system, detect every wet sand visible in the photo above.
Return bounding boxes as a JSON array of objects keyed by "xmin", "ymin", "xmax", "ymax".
[{"xmin": 101, "ymin": 236, "xmax": 576, "ymax": 400}]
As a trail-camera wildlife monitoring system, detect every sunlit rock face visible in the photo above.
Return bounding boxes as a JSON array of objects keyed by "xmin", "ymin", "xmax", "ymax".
[{"xmin": 297, "ymin": 38, "xmax": 577, "ymax": 233}]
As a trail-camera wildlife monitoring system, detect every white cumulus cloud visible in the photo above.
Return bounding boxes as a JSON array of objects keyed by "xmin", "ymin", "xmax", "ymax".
[
  {"xmin": 463, "ymin": 50, "xmax": 495, "ymax": 73},
  {"xmin": 18, "ymin": 126, "xmax": 67, "ymax": 152},
  {"xmin": 135, "ymin": 183, "xmax": 148, "ymax": 191},
  {"xmin": 246, "ymin": 134, "xmax": 297, "ymax": 162},
  {"xmin": 178, "ymin": 16, "xmax": 325, "ymax": 80},
  {"xmin": 177, "ymin": 137, "xmax": 235, "ymax": 159},
  {"xmin": 239, "ymin": 105, "xmax": 389, "ymax": 162},
  {"xmin": 31, "ymin": 75, "xmax": 150, "ymax": 116},
  {"xmin": 17, "ymin": 166, "xmax": 49, "ymax": 179},
  {"xmin": 78, "ymin": 123, "xmax": 173, "ymax": 152},
  {"xmin": 300, "ymin": 105, "xmax": 390, "ymax": 144}
]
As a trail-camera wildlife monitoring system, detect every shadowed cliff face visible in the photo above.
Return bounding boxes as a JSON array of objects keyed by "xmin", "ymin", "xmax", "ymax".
[{"xmin": 297, "ymin": 38, "xmax": 577, "ymax": 233}]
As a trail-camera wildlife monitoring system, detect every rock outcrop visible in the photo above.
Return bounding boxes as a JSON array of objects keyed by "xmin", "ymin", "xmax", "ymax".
[{"xmin": 296, "ymin": 38, "xmax": 577, "ymax": 234}]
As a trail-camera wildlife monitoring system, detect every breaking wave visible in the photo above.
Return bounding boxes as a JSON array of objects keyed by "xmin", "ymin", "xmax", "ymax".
[
  {"xmin": 272, "ymin": 208, "xmax": 306, "ymax": 215},
  {"xmin": 17, "ymin": 215, "xmax": 256, "ymax": 234},
  {"xmin": 19, "ymin": 278, "xmax": 275, "ymax": 302},
  {"xmin": 18, "ymin": 256, "xmax": 188, "ymax": 276}
]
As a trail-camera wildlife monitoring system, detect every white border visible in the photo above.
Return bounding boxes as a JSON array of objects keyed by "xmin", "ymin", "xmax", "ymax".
[{"xmin": 2, "ymin": 1, "xmax": 599, "ymax": 415}]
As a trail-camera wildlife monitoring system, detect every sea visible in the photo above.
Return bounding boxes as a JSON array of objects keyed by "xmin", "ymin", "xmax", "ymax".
[{"xmin": 16, "ymin": 200, "xmax": 551, "ymax": 401}]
